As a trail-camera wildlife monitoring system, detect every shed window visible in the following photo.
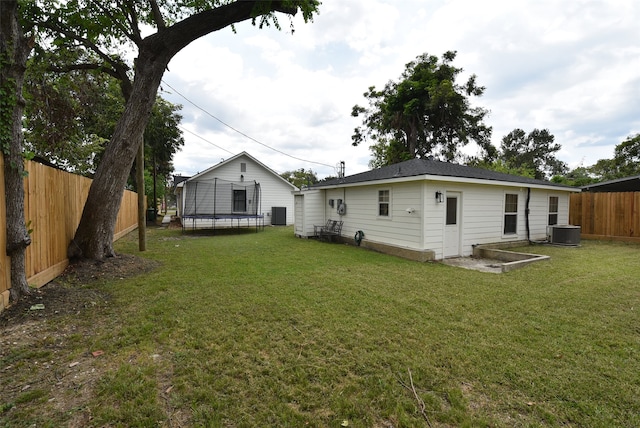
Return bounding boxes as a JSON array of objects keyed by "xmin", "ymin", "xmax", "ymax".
[
  {"xmin": 378, "ymin": 190, "xmax": 390, "ymax": 216},
  {"xmin": 233, "ymin": 189, "xmax": 247, "ymax": 212},
  {"xmin": 504, "ymin": 193, "xmax": 518, "ymax": 234},
  {"xmin": 548, "ymin": 196, "xmax": 559, "ymax": 225}
]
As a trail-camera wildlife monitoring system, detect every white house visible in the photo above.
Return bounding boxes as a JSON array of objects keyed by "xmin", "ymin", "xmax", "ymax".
[
  {"xmin": 176, "ymin": 152, "xmax": 298, "ymax": 228},
  {"xmin": 295, "ymin": 158, "xmax": 580, "ymax": 261}
]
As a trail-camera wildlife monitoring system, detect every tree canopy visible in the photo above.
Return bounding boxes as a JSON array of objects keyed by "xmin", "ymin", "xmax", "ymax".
[
  {"xmin": 612, "ymin": 133, "xmax": 640, "ymax": 178},
  {"xmin": 140, "ymin": 97, "xmax": 185, "ymax": 208},
  {"xmin": 279, "ymin": 168, "xmax": 318, "ymax": 188},
  {"xmin": 499, "ymin": 128, "xmax": 567, "ymax": 180},
  {"xmin": 23, "ymin": 62, "xmax": 124, "ymax": 175},
  {"xmin": 351, "ymin": 51, "xmax": 493, "ymax": 167}
]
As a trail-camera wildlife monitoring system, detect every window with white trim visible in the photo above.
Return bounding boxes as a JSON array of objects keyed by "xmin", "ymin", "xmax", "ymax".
[
  {"xmin": 548, "ymin": 196, "xmax": 559, "ymax": 225},
  {"xmin": 503, "ymin": 193, "xmax": 518, "ymax": 234},
  {"xmin": 378, "ymin": 190, "xmax": 390, "ymax": 216}
]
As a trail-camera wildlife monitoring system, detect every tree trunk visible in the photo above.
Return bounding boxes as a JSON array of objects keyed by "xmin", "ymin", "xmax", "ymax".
[
  {"xmin": 68, "ymin": 48, "xmax": 167, "ymax": 259},
  {"xmin": 67, "ymin": 1, "xmax": 303, "ymax": 260},
  {"xmin": 1, "ymin": 0, "xmax": 34, "ymax": 302}
]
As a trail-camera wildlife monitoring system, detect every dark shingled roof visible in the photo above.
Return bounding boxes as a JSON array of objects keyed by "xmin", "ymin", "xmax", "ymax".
[
  {"xmin": 313, "ymin": 158, "xmax": 576, "ymax": 189},
  {"xmin": 581, "ymin": 175, "xmax": 640, "ymax": 192}
]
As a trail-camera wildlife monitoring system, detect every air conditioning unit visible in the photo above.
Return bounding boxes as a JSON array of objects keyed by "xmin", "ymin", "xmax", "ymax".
[{"xmin": 549, "ymin": 225, "xmax": 581, "ymax": 246}]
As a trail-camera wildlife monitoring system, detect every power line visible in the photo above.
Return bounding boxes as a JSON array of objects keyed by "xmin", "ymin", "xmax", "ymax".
[
  {"xmin": 160, "ymin": 79, "xmax": 335, "ymax": 169},
  {"xmin": 178, "ymin": 125, "xmax": 235, "ymax": 155}
]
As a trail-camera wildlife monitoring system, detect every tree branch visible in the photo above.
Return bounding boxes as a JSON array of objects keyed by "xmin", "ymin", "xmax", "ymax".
[
  {"xmin": 46, "ymin": 62, "xmax": 122, "ymax": 80},
  {"xmin": 152, "ymin": 1, "xmax": 301, "ymax": 57},
  {"xmin": 397, "ymin": 369, "xmax": 433, "ymax": 427},
  {"xmin": 40, "ymin": 18, "xmax": 131, "ymax": 82},
  {"xmin": 123, "ymin": 0, "xmax": 144, "ymax": 44},
  {"xmin": 149, "ymin": 0, "xmax": 166, "ymax": 30},
  {"xmin": 86, "ymin": 0, "xmax": 141, "ymax": 45}
]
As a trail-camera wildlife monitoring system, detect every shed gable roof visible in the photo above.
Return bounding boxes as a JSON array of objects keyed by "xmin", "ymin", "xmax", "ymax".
[
  {"xmin": 186, "ymin": 151, "xmax": 297, "ymax": 190},
  {"xmin": 314, "ymin": 158, "xmax": 577, "ymax": 190}
]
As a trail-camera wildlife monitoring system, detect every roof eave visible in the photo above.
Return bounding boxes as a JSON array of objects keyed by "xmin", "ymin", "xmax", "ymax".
[{"xmin": 313, "ymin": 174, "xmax": 579, "ymax": 191}]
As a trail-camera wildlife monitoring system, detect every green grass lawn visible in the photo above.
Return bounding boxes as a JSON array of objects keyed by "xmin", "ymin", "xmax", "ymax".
[{"xmin": 2, "ymin": 226, "xmax": 639, "ymax": 427}]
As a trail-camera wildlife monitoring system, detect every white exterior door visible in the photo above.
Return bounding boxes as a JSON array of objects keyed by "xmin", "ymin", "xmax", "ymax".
[{"xmin": 444, "ymin": 192, "xmax": 461, "ymax": 257}]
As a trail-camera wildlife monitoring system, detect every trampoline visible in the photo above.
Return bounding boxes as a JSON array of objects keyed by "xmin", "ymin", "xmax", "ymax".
[{"xmin": 181, "ymin": 178, "xmax": 264, "ymax": 232}]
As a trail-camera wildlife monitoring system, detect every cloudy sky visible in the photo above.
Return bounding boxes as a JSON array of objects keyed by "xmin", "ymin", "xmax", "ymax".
[{"xmin": 161, "ymin": 0, "xmax": 640, "ymax": 180}]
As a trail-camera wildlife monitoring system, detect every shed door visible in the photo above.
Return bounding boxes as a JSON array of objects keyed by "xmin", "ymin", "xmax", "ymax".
[
  {"xmin": 444, "ymin": 193, "xmax": 461, "ymax": 257},
  {"xmin": 294, "ymin": 195, "xmax": 304, "ymax": 235}
]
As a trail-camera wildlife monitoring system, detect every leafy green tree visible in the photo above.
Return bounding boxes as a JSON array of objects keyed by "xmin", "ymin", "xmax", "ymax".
[
  {"xmin": 612, "ymin": 133, "xmax": 640, "ymax": 177},
  {"xmin": 550, "ymin": 166, "xmax": 595, "ymax": 187},
  {"xmin": 467, "ymin": 158, "xmax": 536, "ymax": 178},
  {"xmin": 351, "ymin": 51, "xmax": 493, "ymax": 167},
  {"xmin": 587, "ymin": 158, "xmax": 618, "ymax": 182},
  {"xmin": 1, "ymin": 0, "xmax": 35, "ymax": 302},
  {"xmin": 280, "ymin": 168, "xmax": 317, "ymax": 188},
  {"xmin": 140, "ymin": 97, "xmax": 185, "ymax": 211},
  {"xmin": 499, "ymin": 128, "xmax": 567, "ymax": 180},
  {"xmin": 316, "ymin": 175, "xmax": 338, "ymax": 183},
  {"xmin": 20, "ymin": 0, "xmax": 318, "ymax": 260},
  {"xmin": 23, "ymin": 62, "xmax": 124, "ymax": 175}
]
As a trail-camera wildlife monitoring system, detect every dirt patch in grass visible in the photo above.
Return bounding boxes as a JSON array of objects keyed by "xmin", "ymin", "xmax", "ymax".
[
  {"xmin": 1, "ymin": 254, "xmax": 159, "ymax": 327},
  {"xmin": 0, "ymin": 254, "xmax": 160, "ymax": 426}
]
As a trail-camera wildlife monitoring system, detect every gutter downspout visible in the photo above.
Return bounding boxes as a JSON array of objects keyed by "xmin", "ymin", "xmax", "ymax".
[{"xmin": 525, "ymin": 187, "xmax": 531, "ymax": 243}]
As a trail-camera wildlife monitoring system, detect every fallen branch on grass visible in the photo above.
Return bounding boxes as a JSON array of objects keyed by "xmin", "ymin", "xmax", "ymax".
[{"xmin": 398, "ymin": 368, "xmax": 433, "ymax": 427}]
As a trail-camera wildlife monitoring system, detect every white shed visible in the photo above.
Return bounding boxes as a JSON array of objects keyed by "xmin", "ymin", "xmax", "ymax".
[
  {"xmin": 296, "ymin": 158, "xmax": 580, "ymax": 261},
  {"xmin": 176, "ymin": 152, "xmax": 298, "ymax": 228}
]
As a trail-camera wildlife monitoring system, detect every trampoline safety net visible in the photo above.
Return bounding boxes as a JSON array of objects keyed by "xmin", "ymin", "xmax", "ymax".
[{"xmin": 184, "ymin": 178, "xmax": 261, "ymax": 217}]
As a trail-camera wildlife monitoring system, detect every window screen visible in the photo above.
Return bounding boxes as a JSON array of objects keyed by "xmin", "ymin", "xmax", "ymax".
[
  {"xmin": 233, "ymin": 189, "xmax": 247, "ymax": 212},
  {"xmin": 504, "ymin": 194, "xmax": 518, "ymax": 234},
  {"xmin": 548, "ymin": 196, "xmax": 559, "ymax": 225},
  {"xmin": 378, "ymin": 190, "xmax": 389, "ymax": 216}
]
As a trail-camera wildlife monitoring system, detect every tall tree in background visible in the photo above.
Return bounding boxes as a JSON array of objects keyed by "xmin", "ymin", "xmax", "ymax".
[
  {"xmin": 21, "ymin": 0, "xmax": 318, "ymax": 260},
  {"xmin": 279, "ymin": 168, "xmax": 317, "ymax": 188},
  {"xmin": 612, "ymin": 133, "xmax": 640, "ymax": 177},
  {"xmin": 141, "ymin": 97, "xmax": 185, "ymax": 212},
  {"xmin": 1, "ymin": 0, "xmax": 34, "ymax": 302},
  {"xmin": 587, "ymin": 158, "xmax": 617, "ymax": 181},
  {"xmin": 500, "ymin": 128, "xmax": 567, "ymax": 180},
  {"xmin": 552, "ymin": 134, "xmax": 640, "ymax": 186},
  {"xmin": 550, "ymin": 165, "xmax": 596, "ymax": 187},
  {"xmin": 351, "ymin": 51, "xmax": 493, "ymax": 167}
]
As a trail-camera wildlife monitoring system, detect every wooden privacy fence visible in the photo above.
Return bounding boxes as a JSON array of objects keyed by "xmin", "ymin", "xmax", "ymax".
[
  {"xmin": 569, "ymin": 192, "xmax": 640, "ymax": 242},
  {"xmin": 1, "ymin": 155, "xmax": 138, "ymax": 312}
]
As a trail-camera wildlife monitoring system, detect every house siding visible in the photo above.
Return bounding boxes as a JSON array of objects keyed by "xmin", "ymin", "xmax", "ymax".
[
  {"xmin": 323, "ymin": 182, "xmax": 425, "ymax": 249},
  {"xmin": 312, "ymin": 180, "xmax": 571, "ymax": 260}
]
